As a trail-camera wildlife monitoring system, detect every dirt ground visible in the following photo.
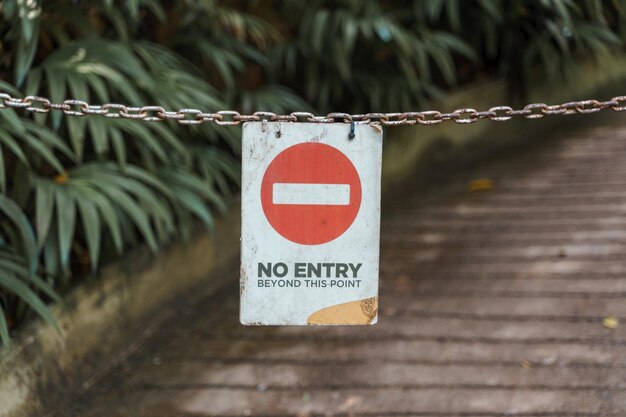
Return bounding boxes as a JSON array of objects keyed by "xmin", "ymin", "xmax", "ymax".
[{"xmin": 61, "ymin": 113, "xmax": 626, "ymax": 417}]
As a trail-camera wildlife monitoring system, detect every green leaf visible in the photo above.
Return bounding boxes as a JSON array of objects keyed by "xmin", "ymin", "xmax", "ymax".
[
  {"xmin": 172, "ymin": 188, "xmax": 215, "ymax": 231},
  {"xmin": 146, "ymin": 123, "xmax": 187, "ymax": 158},
  {"xmin": 86, "ymin": 188, "xmax": 123, "ymax": 254},
  {"xmin": 429, "ymin": 44, "xmax": 456, "ymax": 84},
  {"xmin": 43, "ymin": 223, "xmax": 59, "ymax": 278},
  {"xmin": 88, "ymin": 118, "xmax": 109, "ymax": 156},
  {"xmin": 122, "ymin": 164, "xmax": 174, "ymax": 198},
  {"xmin": 15, "ymin": 23, "xmax": 39, "ymax": 87},
  {"xmin": 0, "ymin": 144, "xmax": 4, "ymax": 193},
  {"xmin": 45, "ymin": 69, "xmax": 66, "ymax": 130},
  {"xmin": 25, "ymin": 123, "xmax": 76, "ymax": 161},
  {"xmin": 0, "ymin": 80, "xmax": 21, "ymax": 96},
  {"xmin": 35, "ymin": 180, "xmax": 55, "ymax": 248},
  {"xmin": 110, "ymin": 128, "xmax": 126, "ymax": 168},
  {"xmin": 160, "ymin": 169, "xmax": 227, "ymax": 213},
  {"xmin": 99, "ymin": 187, "xmax": 158, "ymax": 252},
  {"xmin": 84, "ymin": 73, "xmax": 110, "ymax": 102},
  {"xmin": 0, "ymin": 109, "xmax": 27, "ymax": 135},
  {"xmin": 478, "ymin": 0, "xmax": 502, "ymax": 21},
  {"xmin": 67, "ymin": 117, "xmax": 86, "ymax": 162},
  {"xmin": 0, "ymin": 251, "xmax": 59, "ymax": 302},
  {"xmin": 25, "ymin": 67, "xmax": 43, "ymax": 97},
  {"xmin": 0, "ymin": 310, "xmax": 9, "ymax": 347},
  {"xmin": 55, "ymin": 187, "xmax": 76, "ymax": 271},
  {"xmin": 22, "ymin": 135, "xmax": 65, "ymax": 173},
  {"xmin": 116, "ymin": 121, "xmax": 168, "ymax": 163},
  {"xmin": 0, "ymin": 195, "xmax": 38, "ymax": 276},
  {"xmin": 312, "ymin": 9, "xmax": 329, "ymax": 53},
  {"xmin": 103, "ymin": 177, "xmax": 174, "ymax": 234},
  {"xmin": 446, "ymin": 0, "xmax": 461, "ymax": 30},
  {"xmin": 0, "ymin": 271, "xmax": 59, "ymax": 333},
  {"xmin": 75, "ymin": 196, "xmax": 101, "ymax": 273}
]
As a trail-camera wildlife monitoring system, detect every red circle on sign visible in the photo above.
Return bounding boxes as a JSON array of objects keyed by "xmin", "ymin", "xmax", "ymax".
[{"xmin": 261, "ymin": 142, "xmax": 362, "ymax": 245}]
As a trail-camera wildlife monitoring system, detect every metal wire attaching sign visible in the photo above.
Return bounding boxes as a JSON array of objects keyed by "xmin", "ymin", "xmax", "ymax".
[{"xmin": 240, "ymin": 122, "xmax": 382, "ymax": 325}]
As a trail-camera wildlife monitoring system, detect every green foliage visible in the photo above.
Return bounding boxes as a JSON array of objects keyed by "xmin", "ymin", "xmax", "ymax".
[
  {"xmin": 0, "ymin": 196, "xmax": 60, "ymax": 346},
  {"xmin": 0, "ymin": 0, "xmax": 624, "ymax": 345},
  {"xmin": 267, "ymin": 0, "xmax": 625, "ymax": 109},
  {"xmin": 268, "ymin": 0, "xmax": 478, "ymax": 111},
  {"xmin": 441, "ymin": 0, "xmax": 626, "ymax": 95},
  {"xmin": 0, "ymin": 0, "xmax": 251, "ymax": 345}
]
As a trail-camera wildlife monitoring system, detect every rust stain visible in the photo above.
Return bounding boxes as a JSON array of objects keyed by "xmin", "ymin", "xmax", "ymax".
[{"xmin": 307, "ymin": 297, "xmax": 378, "ymax": 325}]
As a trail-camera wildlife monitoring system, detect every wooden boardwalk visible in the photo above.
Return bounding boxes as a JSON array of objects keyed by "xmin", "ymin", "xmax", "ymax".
[{"xmin": 68, "ymin": 114, "xmax": 626, "ymax": 416}]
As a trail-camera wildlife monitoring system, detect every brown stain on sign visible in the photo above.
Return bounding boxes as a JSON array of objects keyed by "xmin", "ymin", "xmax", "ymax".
[{"xmin": 307, "ymin": 297, "xmax": 378, "ymax": 325}]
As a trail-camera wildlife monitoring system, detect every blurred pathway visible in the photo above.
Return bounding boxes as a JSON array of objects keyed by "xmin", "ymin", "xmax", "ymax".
[{"xmin": 70, "ymin": 114, "xmax": 626, "ymax": 416}]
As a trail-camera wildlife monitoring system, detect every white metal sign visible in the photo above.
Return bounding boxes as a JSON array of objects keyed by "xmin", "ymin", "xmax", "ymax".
[{"xmin": 240, "ymin": 122, "xmax": 382, "ymax": 325}]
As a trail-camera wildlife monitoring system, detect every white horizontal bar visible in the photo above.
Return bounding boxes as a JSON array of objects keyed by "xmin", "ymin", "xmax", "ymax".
[{"xmin": 273, "ymin": 183, "xmax": 350, "ymax": 205}]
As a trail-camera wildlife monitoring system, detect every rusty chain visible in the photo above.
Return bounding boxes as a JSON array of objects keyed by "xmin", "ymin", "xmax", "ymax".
[{"xmin": 1, "ymin": 92, "xmax": 626, "ymax": 127}]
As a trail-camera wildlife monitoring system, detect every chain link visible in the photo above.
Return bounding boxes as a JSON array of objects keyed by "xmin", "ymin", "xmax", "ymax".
[{"xmin": 1, "ymin": 92, "xmax": 625, "ymax": 127}]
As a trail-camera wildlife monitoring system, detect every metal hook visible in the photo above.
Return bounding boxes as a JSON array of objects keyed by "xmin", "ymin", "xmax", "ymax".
[{"xmin": 348, "ymin": 120, "xmax": 356, "ymax": 140}]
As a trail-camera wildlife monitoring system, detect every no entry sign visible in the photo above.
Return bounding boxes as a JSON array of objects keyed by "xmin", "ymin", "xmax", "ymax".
[
  {"xmin": 260, "ymin": 142, "xmax": 362, "ymax": 245},
  {"xmin": 241, "ymin": 122, "xmax": 382, "ymax": 325}
]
